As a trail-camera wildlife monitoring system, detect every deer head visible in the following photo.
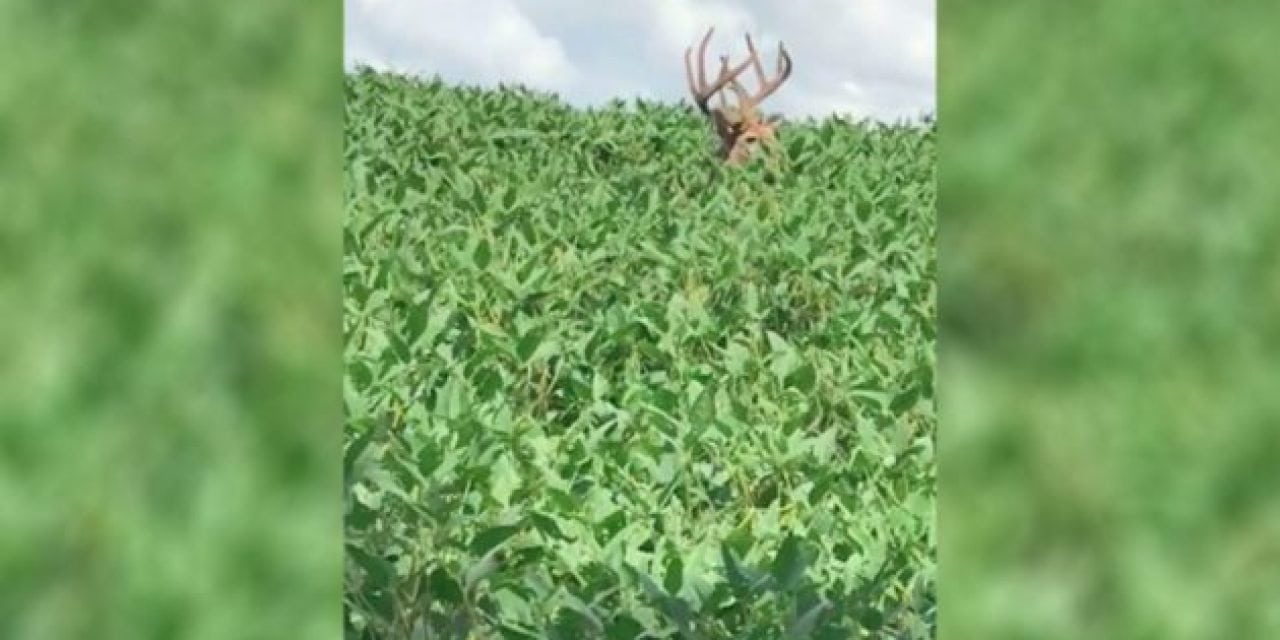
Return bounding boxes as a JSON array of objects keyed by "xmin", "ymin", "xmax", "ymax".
[{"xmin": 684, "ymin": 27, "xmax": 793, "ymax": 166}]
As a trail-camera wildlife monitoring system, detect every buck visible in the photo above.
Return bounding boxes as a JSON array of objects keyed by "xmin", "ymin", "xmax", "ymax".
[{"xmin": 684, "ymin": 27, "xmax": 794, "ymax": 166}]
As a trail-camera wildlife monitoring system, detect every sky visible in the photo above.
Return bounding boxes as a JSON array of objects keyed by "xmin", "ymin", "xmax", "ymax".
[{"xmin": 344, "ymin": 0, "xmax": 935, "ymax": 123}]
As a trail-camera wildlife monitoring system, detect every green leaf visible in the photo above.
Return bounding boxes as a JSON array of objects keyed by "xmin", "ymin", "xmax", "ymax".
[
  {"xmin": 721, "ymin": 544, "xmax": 769, "ymax": 593},
  {"xmin": 605, "ymin": 614, "xmax": 645, "ymax": 640},
  {"xmin": 765, "ymin": 330, "xmax": 791, "ymax": 354},
  {"xmin": 785, "ymin": 600, "xmax": 832, "ymax": 638},
  {"xmin": 689, "ymin": 384, "xmax": 716, "ymax": 425},
  {"xmin": 404, "ymin": 304, "xmax": 429, "ymax": 344},
  {"xmin": 529, "ymin": 512, "xmax": 573, "ymax": 541},
  {"xmin": 489, "ymin": 453, "xmax": 521, "ymax": 506},
  {"xmin": 343, "ymin": 374, "xmax": 368, "ymax": 420},
  {"xmin": 890, "ymin": 381, "xmax": 921, "ymax": 414},
  {"xmin": 811, "ymin": 428, "xmax": 838, "ymax": 465},
  {"xmin": 343, "ymin": 422, "xmax": 379, "ymax": 484},
  {"xmin": 472, "ymin": 366, "xmax": 503, "ymax": 400},
  {"xmin": 663, "ymin": 553, "xmax": 684, "ymax": 596},
  {"xmin": 558, "ymin": 590, "xmax": 605, "ymax": 634},
  {"xmin": 427, "ymin": 567, "xmax": 463, "ymax": 605},
  {"xmin": 649, "ymin": 387, "xmax": 678, "ymax": 413},
  {"xmin": 635, "ymin": 570, "xmax": 694, "ymax": 636},
  {"xmin": 473, "ymin": 237, "xmax": 492, "ymax": 269},
  {"xmin": 463, "ymin": 544, "xmax": 504, "ymax": 591},
  {"xmin": 516, "ymin": 326, "xmax": 545, "ymax": 362},
  {"xmin": 497, "ymin": 623, "xmax": 541, "ymax": 639},
  {"xmin": 858, "ymin": 606, "xmax": 885, "ymax": 630},
  {"xmin": 591, "ymin": 372, "xmax": 610, "ymax": 401},
  {"xmin": 469, "ymin": 525, "xmax": 521, "ymax": 556},
  {"xmin": 594, "ymin": 510, "xmax": 628, "ymax": 545},
  {"xmin": 387, "ymin": 331, "xmax": 411, "ymax": 363},
  {"xmin": 347, "ymin": 544, "xmax": 395, "ymax": 588},
  {"xmin": 784, "ymin": 361, "xmax": 817, "ymax": 393},
  {"xmin": 411, "ymin": 167, "xmax": 433, "ymax": 195},
  {"xmin": 350, "ymin": 483, "xmax": 378, "ymax": 509},
  {"xmin": 435, "ymin": 373, "xmax": 468, "ymax": 419},
  {"xmin": 770, "ymin": 534, "xmax": 808, "ymax": 591}
]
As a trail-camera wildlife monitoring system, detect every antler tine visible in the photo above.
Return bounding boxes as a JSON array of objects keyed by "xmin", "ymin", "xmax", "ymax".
[
  {"xmin": 741, "ymin": 34, "xmax": 793, "ymax": 107},
  {"xmin": 723, "ymin": 58, "xmax": 752, "ymax": 108},
  {"xmin": 776, "ymin": 42, "xmax": 794, "ymax": 82},
  {"xmin": 696, "ymin": 27, "xmax": 715, "ymax": 91},
  {"xmin": 743, "ymin": 34, "xmax": 768, "ymax": 90},
  {"xmin": 684, "ymin": 32, "xmax": 707, "ymax": 114},
  {"xmin": 717, "ymin": 55, "xmax": 733, "ymax": 111}
]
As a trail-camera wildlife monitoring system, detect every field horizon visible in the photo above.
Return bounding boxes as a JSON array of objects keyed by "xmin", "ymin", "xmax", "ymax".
[{"xmin": 344, "ymin": 64, "xmax": 938, "ymax": 130}]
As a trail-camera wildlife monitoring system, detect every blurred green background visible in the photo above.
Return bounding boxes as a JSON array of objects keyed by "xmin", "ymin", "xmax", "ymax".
[
  {"xmin": 3, "ymin": 0, "xmax": 1276, "ymax": 637},
  {"xmin": 0, "ymin": 2, "xmax": 341, "ymax": 638},
  {"xmin": 940, "ymin": 1, "xmax": 1279, "ymax": 638}
]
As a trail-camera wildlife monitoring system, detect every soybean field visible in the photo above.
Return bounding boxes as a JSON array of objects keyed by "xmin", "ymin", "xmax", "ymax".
[{"xmin": 343, "ymin": 67, "xmax": 936, "ymax": 639}]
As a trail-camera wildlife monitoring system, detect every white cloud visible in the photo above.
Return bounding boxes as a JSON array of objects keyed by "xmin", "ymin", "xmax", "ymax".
[
  {"xmin": 345, "ymin": 0, "xmax": 580, "ymax": 91},
  {"xmin": 345, "ymin": 0, "xmax": 935, "ymax": 122}
]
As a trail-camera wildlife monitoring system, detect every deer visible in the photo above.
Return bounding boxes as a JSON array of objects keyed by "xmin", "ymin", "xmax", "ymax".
[{"xmin": 684, "ymin": 27, "xmax": 794, "ymax": 167}]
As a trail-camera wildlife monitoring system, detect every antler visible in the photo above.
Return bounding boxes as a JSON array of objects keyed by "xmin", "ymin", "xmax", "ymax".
[{"xmin": 684, "ymin": 27, "xmax": 753, "ymax": 116}]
